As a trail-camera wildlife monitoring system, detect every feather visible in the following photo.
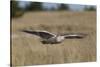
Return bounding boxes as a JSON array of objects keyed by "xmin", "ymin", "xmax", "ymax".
[{"xmin": 22, "ymin": 30, "xmax": 56, "ymax": 39}]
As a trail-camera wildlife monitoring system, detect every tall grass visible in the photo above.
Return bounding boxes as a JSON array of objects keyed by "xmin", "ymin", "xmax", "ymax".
[{"xmin": 11, "ymin": 11, "xmax": 96, "ymax": 66}]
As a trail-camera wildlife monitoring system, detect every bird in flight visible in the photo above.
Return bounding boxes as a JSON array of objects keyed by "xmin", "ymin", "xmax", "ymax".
[{"xmin": 22, "ymin": 30, "xmax": 87, "ymax": 44}]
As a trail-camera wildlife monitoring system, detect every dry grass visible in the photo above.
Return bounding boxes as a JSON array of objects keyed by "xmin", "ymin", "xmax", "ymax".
[{"xmin": 11, "ymin": 11, "xmax": 96, "ymax": 66}]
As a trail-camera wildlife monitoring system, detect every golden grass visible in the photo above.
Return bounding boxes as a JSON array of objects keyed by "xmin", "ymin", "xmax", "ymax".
[{"xmin": 11, "ymin": 11, "xmax": 96, "ymax": 66}]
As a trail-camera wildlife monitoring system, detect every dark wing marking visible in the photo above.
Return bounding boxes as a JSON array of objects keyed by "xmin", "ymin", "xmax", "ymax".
[
  {"xmin": 22, "ymin": 30, "xmax": 55, "ymax": 39},
  {"xmin": 62, "ymin": 33, "xmax": 87, "ymax": 39}
]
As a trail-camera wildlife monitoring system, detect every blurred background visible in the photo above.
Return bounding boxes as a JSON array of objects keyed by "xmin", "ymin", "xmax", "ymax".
[
  {"xmin": 11, "ymin": 0, "xmax": 96, "ymax": 18},
  {"xmin": 11, "ymin": 0, "xmax": 96, "ymax": 66}
]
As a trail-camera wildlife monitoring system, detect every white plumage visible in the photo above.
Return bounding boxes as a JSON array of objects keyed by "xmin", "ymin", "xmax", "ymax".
[{"xmin": 22, "ymin": 30, "xmax": 87, "ymax": 44}]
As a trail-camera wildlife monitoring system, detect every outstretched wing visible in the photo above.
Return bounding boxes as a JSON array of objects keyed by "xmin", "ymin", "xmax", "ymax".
[
  {"xmin": 63, "ymin": 33, "xmax": 87, "ymax": 39},
  {"xmin": 22, "ymin": 30, "xmax": 56, "ymax": 39}
]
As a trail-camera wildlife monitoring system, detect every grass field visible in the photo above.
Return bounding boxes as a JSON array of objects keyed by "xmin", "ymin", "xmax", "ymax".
[{"xmin": 11, "ymin": 11, "xmax": 96, "ymax": 66}]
